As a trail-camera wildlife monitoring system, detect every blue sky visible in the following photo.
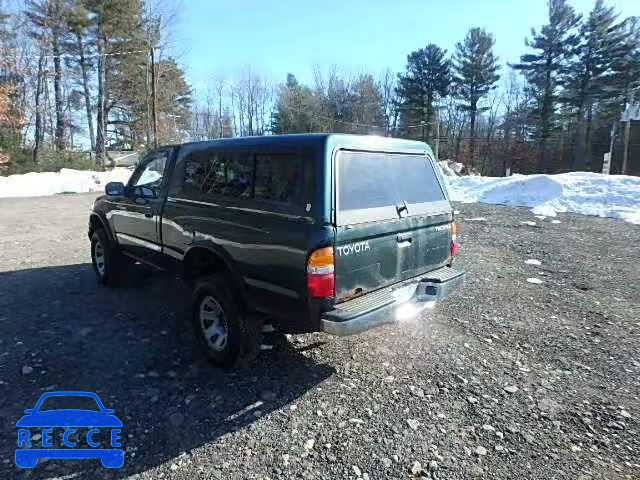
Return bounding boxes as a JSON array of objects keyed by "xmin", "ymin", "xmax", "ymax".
[{"xmin": 179, "ymin": 0, "xmax": 638, "ymax": 95}]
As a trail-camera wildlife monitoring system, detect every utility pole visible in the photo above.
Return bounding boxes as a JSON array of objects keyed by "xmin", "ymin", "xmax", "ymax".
[
  {"xmin": 608, "ymin": 121, "xmax": 616, "ymax": 159},
  {"xmin": 434, "ymin": 105, "xmax": 440, "ymax": 161},
  {"xmin": 150, "ymin": 47, "xmax": 158, "ymax": 149}
]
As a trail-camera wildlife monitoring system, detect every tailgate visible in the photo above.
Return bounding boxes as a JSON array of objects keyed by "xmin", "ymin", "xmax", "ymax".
[{"xmin": 333, "ymin": 150, "xmax": 452, "ymax": 302}]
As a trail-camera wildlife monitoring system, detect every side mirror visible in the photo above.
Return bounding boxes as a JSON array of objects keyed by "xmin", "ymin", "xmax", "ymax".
[
  {"xmin": 134, "ymin": 186, "xmax": 157, "ymax": 199},
  {"xmin": 105, "ymin": 182, "xmax": 125, "ymax": 196},
  {"xmin": 24, "ymin": 409, "xmax": 34, "ymax": 414},
  {"xmin": 105, "ymin": 409, "xmax": 115, "ymax": 414}
]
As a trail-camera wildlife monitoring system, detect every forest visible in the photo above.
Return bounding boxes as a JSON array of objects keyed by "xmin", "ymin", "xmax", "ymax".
[{"xmin": 0, "ymin": 0, "xmax": 639, "ymax": 175}]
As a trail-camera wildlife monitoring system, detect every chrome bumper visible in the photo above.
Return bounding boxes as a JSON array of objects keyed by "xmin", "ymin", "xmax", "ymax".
[{"xmin": 321, "ymin": 267, "xmax": 466, "ymax": 336}]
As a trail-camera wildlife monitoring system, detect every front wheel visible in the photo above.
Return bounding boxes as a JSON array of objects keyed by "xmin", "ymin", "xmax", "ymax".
[
  {"xmin": 192, "ymin": 274, "xmax": 260, "ymax": 370},
  {"xmin": 91, "ymin": 229, "xmax": 125, "ymax": 287}
]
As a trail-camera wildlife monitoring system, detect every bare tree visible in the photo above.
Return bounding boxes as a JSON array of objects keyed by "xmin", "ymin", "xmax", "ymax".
[
  {"xmin": 231, "ymin": 68, "xmax": 272, "ymax": 136},
  {"xmin": 378, "ymin": 69, "xmax": 398, "ymax": 135}
]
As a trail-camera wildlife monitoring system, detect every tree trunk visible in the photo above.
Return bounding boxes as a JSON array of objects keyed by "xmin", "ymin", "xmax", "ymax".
[
  {"xmin": 218, "ymin": 86, "xmax": 223, "ymax": 138},
  {"xmin": 538, "ymin": 138, "xmax": 549, "ymax": 174},
  {"xmin": 76, "ymin": 33, "xmax": 95, "ymax": 151},
  {"xmin": 44, "ymin": 68, "xmax": 54, "ymax": 141},
  {"xmin": 538, "ymin": 54, "xmax": 553, "ymax": 173},
  {"xmin": 455, "ymin": 126, "xmax": 463, "ymax": 161},
  {"xmin": 424, "ymin": 94, "xmax": 433, "ymax": 141},
  {"xmin": 584, "ymin": 103, "xmax": 593, "ymax": 170},
  {"xmin": 621, "ymin": 104, "xmax": 632, "ymax": 174},
  {"xmin": 33, "ymin": 50, "xmax": 46, "ymax": 163},
  {"xmin": 571, "ymin": 106, "xmax": 586, "ymax": 171},
  {"xmin": 51, "ymin": 31, "xmax": 65, "ymax": 150},
  {"xmin": 469, "ymin": 103, "xmax": 477, "ymax": 167},
  {"xmin": 95, "ymin": 35, "xmax": 106, "ymax": 164}
]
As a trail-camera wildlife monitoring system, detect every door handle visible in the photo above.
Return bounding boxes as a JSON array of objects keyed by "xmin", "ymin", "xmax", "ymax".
[{"xmin": 144, "ymin": 213, "xmax": 153, "ymax": 218}]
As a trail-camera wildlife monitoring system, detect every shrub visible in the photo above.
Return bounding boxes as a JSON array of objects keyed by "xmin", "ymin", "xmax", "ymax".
[{"xmin": 3, "ymin": 150, "xmax": 103, "ymax": 175}]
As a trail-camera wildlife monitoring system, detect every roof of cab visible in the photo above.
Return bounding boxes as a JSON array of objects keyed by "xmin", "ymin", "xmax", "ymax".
[{"xmin": 176, "ymin": 134, "xmax": 432, "ymax": 156}]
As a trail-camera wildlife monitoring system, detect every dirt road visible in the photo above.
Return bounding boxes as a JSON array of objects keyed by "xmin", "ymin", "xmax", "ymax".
[{"xmin": 0, "ymin": 194, "xmax": 638, "ymax": 479}]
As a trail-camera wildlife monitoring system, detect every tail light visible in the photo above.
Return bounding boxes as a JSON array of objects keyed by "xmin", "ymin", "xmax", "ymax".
[
  {"xmin": 307, "ymin": 247, "xmax": 335, "ymax": 298},
  {"xmin": 450, "ymin": 222, "xmax": 460, "ymax": 256}
]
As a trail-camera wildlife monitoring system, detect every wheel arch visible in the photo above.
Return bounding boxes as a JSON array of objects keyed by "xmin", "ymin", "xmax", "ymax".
[
  {"xmin": 182, "ymin": 244, "xmax": 245, "ymax": 291},
  {"xmin": 89, "ymin": 213, "xmax": 116, "ymax": 245}
]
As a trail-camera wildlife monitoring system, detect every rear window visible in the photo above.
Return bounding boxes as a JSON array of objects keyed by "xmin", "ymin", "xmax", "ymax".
[{"xmin": 337, "ymin": 151, "xmax": 446, "ymax": 215}]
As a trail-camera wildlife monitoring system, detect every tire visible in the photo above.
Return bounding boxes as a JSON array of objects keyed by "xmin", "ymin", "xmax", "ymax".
[
  {"xmin": 192, "ymin": 274, "xmax": 260, "ymax": 370},
  {"xmin": 90, "ymin": 228, "xmax": 125, "ymax": 287}
]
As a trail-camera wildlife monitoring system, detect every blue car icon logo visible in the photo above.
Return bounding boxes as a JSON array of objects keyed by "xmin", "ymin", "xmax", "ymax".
[{"xmin": 15, "ymin": 391, "xmax": 124, "ymax": 468}]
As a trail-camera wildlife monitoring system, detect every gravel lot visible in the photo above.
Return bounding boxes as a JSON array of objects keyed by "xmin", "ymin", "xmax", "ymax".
[{"xmin": 0, "ymin": 193, "xmax": 639, "ymax": 480}]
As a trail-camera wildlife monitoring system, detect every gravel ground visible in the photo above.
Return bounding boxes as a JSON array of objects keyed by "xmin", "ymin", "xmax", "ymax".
[{"xmin": 0, "ymin": 193, "xmax": 639, "ymax": 480}]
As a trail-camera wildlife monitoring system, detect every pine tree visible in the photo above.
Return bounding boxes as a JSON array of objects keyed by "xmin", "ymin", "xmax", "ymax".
[
  {"xmin": 86, "ymin": 0, "xmax": 149, "ymax": 156},
  {"xmin": 272, "ymin": 74, "xmax": 317, "ymax": 133},
  {"xmin": 609, "ymin": 17, "xmax": 640, "ymax": 174},
  {"xmin": 612, "ymin": 17, "xmax": 640, "ymax": 108},
  {"xmin": 562, "ymin": 0, "xmax": 628, "ymax": 170},
  {"xmin": 396, "ymin": 44, "xmax": 450, "ymax": 141},
  {"xmin": 452, "ymin": 28, "xmax": 500, "ymax": 165},
  {"xmin": 349, "ymin": 73, "xmax": 385, "ymax": 133},
  {"xmin": 511, "ymin": 0, "xmax": 581, "ymax": 172},
  {"xmin": 321, "ymin": 74, "xmax": 354, "ymax": 133},
  {"xmin": 155, "ymin": 58, "xmax": 192, "ymax": 144}
]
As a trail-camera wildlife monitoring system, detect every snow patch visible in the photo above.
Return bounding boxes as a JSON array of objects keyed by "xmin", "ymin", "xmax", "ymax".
[
  {"xmin": 525, "ymin": 259, "xmax": 542, "ymax": 266},
  {"xmin": 438, "ymin": 160, "xmax": 466, "ymax": 177},
  {"xmin": 0, "ymin": 168, "xmax": 133, "ymax": 198},
  {"xmin": 444, "ymin": 172, "xmax": 640, "ymax": 225},
  {"xmin": 526, "ymin": 277, "xmax": 544, "ymax": 284}
]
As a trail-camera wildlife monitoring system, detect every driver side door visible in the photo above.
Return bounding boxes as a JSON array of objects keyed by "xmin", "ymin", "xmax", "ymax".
[{"xmin": 110, "ymin": 149, "xmax": 171, "ymax": 263}]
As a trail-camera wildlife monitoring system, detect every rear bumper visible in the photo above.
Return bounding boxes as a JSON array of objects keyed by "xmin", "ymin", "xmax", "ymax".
[{"xmin": 321, "ymin": 267, "xmax": 465, "ymax": 336}]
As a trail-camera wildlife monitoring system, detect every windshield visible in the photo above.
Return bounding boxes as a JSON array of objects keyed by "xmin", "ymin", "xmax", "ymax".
[{"xmin": 336, "ymin": 151, "xmax": 446, "ymax": 222}]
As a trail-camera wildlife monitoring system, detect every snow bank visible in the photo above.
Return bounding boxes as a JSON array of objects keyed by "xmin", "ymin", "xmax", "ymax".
[
  {"xmin": 444, "ymin": 172, "xmax": 640, "ymax": 225},
  {"xmin": 438, "ymin": 160, "xmax": 465, "ymax": 177},
  {"xmin": 438, "ymin": 159, "xmax": 481, "ymax": 177},
  {"xmin": 2, "ymin": 166, "xmax": 639, "ymax": 226},
  {"xmin": 0, "ymin": 168, "xmax": 133, "ymax": 198}
]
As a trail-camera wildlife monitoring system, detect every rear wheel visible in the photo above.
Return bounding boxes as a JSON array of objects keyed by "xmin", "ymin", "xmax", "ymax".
[
  {"xmin": 192, "ymin": 274, "xmax": 260, "ymax": 369},
  {"xmin": 91, "ymin": 229, "xmax": 126, "ymax": 287}
]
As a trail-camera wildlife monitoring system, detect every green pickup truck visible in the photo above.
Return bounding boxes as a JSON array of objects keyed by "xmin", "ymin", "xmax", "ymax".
[{"xmin": 89, "ymin": 134, "xmax": 465, "ymax": 368}]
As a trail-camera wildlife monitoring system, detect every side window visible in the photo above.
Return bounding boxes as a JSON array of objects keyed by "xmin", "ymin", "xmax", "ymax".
[
  {"xmin": 182, "ymin": 150, "xmax": 252, "ymax": 199},
  {"xmin": 254, "ymin": 154, "xmax": 301, "ymax": 203},
  {"xmin": 176, "ymin": 148, "xmax": 310, "ymax": 213},
  {"xmin": 131, "ymin": 152, "xmax": 168, "ymax": 191}
]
